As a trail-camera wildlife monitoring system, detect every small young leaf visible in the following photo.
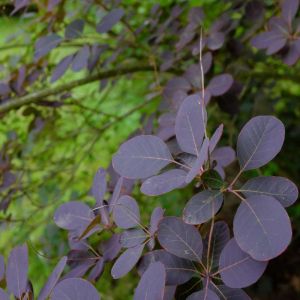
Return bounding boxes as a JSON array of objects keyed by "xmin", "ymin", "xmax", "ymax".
[
  {"xmin": 109, "ymin": 177, "xmax": 123, "ymax": 212},
  {"xmin": 134, "ymin": 262, "xmax": 166, "ymax": 300},
  {"xmin": 38, "ymin": 256, "xmax": 67, "ymax": 300},
  {"xmin": 6, "ymin": 244, "xmax": 28, "ymax": 299},
  {"xmin": 113, "ymin": 195, "xmax": 140, "ymax": 229},
  {"xmin": 51, "ymin": 278, "xmax": 100, "ymax": 300},
  {"xmin": 88, "ymin": 257, "xmax": 104, "ymax": 282},
  {"xmin": 92, "ymin": 168, "xmax": 107, "ymax": 206},
  {"xmin": 175, "ymin": 95, "xmax": 206, "ymax": 155},
  {"xmin": 240, "ymin": 176, "xmax": 298, "ymax": 207},
  {"xmin": 237, "ymin": 116, "xmax": 285, "ymax": 171},
  {"xmin": 233, "ymin": 195, "xmax": 292, "ymax": 260},
  {"xmin": 111, "ymin": 244, "xmax": 144, "ymax": 279},
  {"xmin": 202, "ymin": 170, "xmax": 224, "ymax": 189},
  {"xmin": 102, "ymin": 234, "xmax": 122, "ymax": 262},
  {"xmin": 141, "ymin": 169, "xmax": 187, "ymax": 196},
  {"xmin": 157, "ymin": 217, "xmax": 203, "ymax": 262},
  {"xmin": 219, "ymin": 239, "xmax": 267, "ymax": 288},
  {"xmin": 183, "ymin": 191, "xmax": 223, "ymax": 225},
  {"xmin": 112, "ymin": 135, "xmax": 173, "ymax": 179},
  {"xmin": 209, "ymin": 124, "xmax": 224, "ymax": 152},
  {"xmin": 185, "ymin": 138, "xmax": 209, "ymax": 183}
]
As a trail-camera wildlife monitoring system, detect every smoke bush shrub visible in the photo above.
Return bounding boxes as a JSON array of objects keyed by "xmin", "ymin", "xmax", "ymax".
[{"xmin": 0, "ymin": 0, "xmax": 299, "ymax": 299}]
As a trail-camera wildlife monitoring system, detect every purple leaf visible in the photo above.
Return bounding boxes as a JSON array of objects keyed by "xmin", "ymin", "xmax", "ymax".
[
  {"xmin": 175, "ymin": 95, "xmax": 206, "ymax": 155},
  {"xmin": 96, "ymin": 8, "xmax": 125, "ymax": 34},
  {"xmin": 0, "ymin": 255, "xmax": 4, "ymax": 281},
  {"xmin": 92, "ymin": 168, "xmax": 107, "ymax": 206},
  {"xmin": 102, "ymin": 234, "xmax": 122, "ymax": 262},
  {"xmin": 51, "ymin": 278, "xmax": 100, "ymax": 300},
  {"xmin": 38, "ymin": 256, "xmax": 67, "ymax": 300},
  {"xmin": 134, "ymin": 262, "xmax": 166, "ymax": 300},
  {"xmin": 187, "ymin": 289, "xmax": 219, "ymax": 300},
  {"xmin": 138, "ymin": 250, "xmax": 195, "ymax": 285},
  {"xmin": 11, "ymin": 0, "xmax": 29, "ymax": 15},
  {"xmin": 219, "ymin": 239, "xmax": 267, "ymax": 288},
  {"xmin": 72, "ymin": 45, "xmax": 90, "ymax": 72},
  {"xmin": 150, "ymin": 207, "xmax": 164, "ymax": 235},
  {"xmin": 6, "ymin": 244, "xmax": 28, "ymax": 299},
  {"xmin": 120, "ymin": 229, "xmax": 147, "ymax": 248},
  {"xmin": 237, "ymin": 116, "xmax": 285, "ymax": 171},
  {"xmin": 183, "ymin": 191, "xmax": 223, "ymax": 224},
  {"xmin": 141, "ymin": 169, "xmax": 187, "ymax": 196},
  {"xmin": 109, "ymin": 176, "xmax": 123, "ymax": 212},
  {"xmin": 213, "ymin": 285, "xmax": 251, "ymax": 300},
  {"xmin": 88, "ymin": 258, "xmax": 104, "ymax": 282},
  {"xmin": 185, "ymin": 138, "xmax": 209, "ymax": 183},
  {"xmin": 35, "ymin": 34, "xmax": 62, "ymax": 60},
  {"xmin": 54, "ymin": 201, "xmax": 94, "ymax": 232},
  {"xmin": 157, "ymin": 217, "xmax": 203, "ymax": 262},
  {"xmin": 112, "ymin": 135, "xmax": 173, "ymax": 179},
  {"xmin": 281, "ymin": 0, "xmax": 299, "ymax": 24},
  {"xmin": 0, "ymin": 288, "xmax": 10, "ymax": 300},
  {"xmin": 283, "ymin": 40, "xmax": 300, "ymax": 65},
  {"xmin": 203, "ymin": 221, "xmax": 230, "ymax": 270},
  {"xmin": 51, "ymin": 54, "xmax": 74, "ymax": 83},
  {"xmin": 211, "ymin": 147, "xmax": 235, "ymax": 167},
  {"xmin": 240, "ymin": 176, "xmax": 298, "ymax": 207},
  {"xmin": 207, "ymin": 74, "xmax": 233, "ymax": 97},
  {"xmin": 65, "ymin": 19, "xmax": 85, "ymax": 39},
  {"xmin": 111, "ymin": 244, "xmax": 144, "ymax": 279},
  {"xmin": 113, "ymin": 195, "xmax": 140, "ymax": 229},
  {"xmin": 209, "ymin": 124, "xmax": 224, "ymax": 152},
  {"xmin": 233, "ymin": 195, "xmax": 292, "ymax": 260},
  {"xmin": 207, "ymin": 32, "xmax": 225, "ymax": 50}
]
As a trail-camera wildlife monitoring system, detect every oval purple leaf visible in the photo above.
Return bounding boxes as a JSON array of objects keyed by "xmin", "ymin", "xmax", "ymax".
[
  {"xmin": 72, "ymin": 45, "xmax": 90, "ymax": 72},
  {"xmin": 211, "ymin": 146, "xmax": 235, "ymax": 167},
  {"xmin": 51, "ymin": 278, "xmax": 100, "ymax": 300},
  {"xmin": 183, "ymin": 191, "xmax": 223, "ymax": 225},
  {"xmin": 112, "ymin": 135, "xmax": 173, "ymax": 179},
  {"xmin": 213, "ymin": 285, "xmax": 251, "ymax": 300},
  {"xmin": 134, "ymin": 262, "xmax": 166, "ymax": 300},
  {"xmin": 111, "ymin": 244, "xmax": 144, "ymax": 279},
  {"xmin": 233, "ymin": 195, "xmax": 292, "ymax": 260},
  {"xmin": 113, "ymin": 195, "xmax": 140, "ymax": 229},
  {"xmin": 92, "ymin": 168, "xmax": 107, "ymax": 206},
  {"xmin": 38, "ymin": 256, "xmax": 67, "ymax": 300},
  {"xmin": 157, "ymin": 217, "xmax": 203, "ymax": 262},
  {"xmin": 54, "ymin": 201, "xmax": 94, "ymax": 231},
  {"xmin": 237, "ymin": 116, "xmax": 285, "ymax": 171},
  {"xmin": 34, "ymin": 34, "xmax": 62, "ymax": 60},
  {"xmin": 240, "ymin": 176, "xmax": 298, "ymax": 207},
  {"xmin": 175, "ymin": 94, "xmax": 206, "ymax": 155},
  {"xmin": 207, "ymin": 74, "xmax": 233, "ymax": 97},
  {"xmin": 108, "ymin": 176, "xmax": 123, "ymax": 213},
  {"xmin": 141, "ymin": 169, "xmax": 187, "ymax": 196},
  {"xmin": 6, "ymin": 244, "xmax": 28, "ymax": 299},
  {"xmin": 219, "ymin": 239, "xmax": 267, "ymax": 288},
  {"xmin": 209, "ymin": 124, "xmax": 223, "ymax": 153}
]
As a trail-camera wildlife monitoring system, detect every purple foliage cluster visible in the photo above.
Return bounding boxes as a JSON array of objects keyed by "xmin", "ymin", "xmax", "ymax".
[{"xmin": 0, "ymin": 0, "xmax": 299, "ymax": 299}]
